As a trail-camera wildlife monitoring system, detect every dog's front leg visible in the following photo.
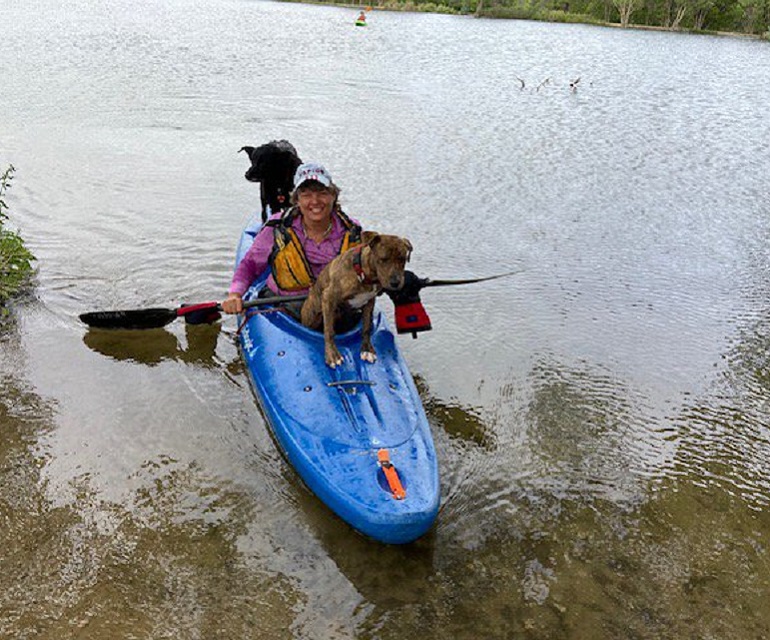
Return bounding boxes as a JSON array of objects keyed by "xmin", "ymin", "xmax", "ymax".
[
  {"xmin": 300, "ymin": 288, "xmax": 323, "ymax": 330},
  {"xmin": 360, "ymin": 298, "xmax": 377, "ymax": 364},
  {"xmin": 322, "ymin": 292, "xmax": 344, "ymax": 368}
]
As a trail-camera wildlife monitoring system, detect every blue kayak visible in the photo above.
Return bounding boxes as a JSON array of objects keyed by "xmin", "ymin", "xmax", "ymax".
[{"xmin": 235, "ymin": 217, "xmax": 440, "ymax": 544}]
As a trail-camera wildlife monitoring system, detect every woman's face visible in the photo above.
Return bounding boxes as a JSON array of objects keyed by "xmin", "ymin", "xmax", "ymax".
[{"xmin": 297, "ymin": 182, "xmax": 335, "ymax": 224}]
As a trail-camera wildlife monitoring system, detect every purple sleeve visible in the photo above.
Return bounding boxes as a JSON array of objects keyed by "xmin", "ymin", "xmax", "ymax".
[{"xmin": 228, "ymin": 225, "xmax": 275, "ymax": 295}]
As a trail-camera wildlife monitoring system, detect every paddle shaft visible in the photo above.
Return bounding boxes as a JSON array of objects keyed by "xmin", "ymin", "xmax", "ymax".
[{"xmin": 240, "ymin": 293, "xmax": 307, "ymax": 310}]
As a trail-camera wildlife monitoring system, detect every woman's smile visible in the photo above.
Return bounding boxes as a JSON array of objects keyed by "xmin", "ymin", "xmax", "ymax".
[{"xmin": 298, "ymin": 188, "xmax": 335, "ymax": 224}]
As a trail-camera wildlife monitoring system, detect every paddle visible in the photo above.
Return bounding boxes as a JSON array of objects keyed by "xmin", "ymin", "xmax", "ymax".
[
  {"xmin": 79, "ymin": 270, "xmax": 521, "ymax": 330},
  {"xmin": 79, "ymin": 294, "xmax": 308, "ymax": 330},
  {"xmin": 386, "ymin": 269, "xmax": 523, "ymax": 337}
]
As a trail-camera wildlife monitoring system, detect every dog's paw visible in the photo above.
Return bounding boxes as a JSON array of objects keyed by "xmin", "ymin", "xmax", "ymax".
[
  {"xmin": 326, "ymin": 356, "xmax": 344, "ymax": 368},
  {"xmin": 325, "ymin": 348, "xmax": 344, "ymax": 369},
  {"xmin": 360, "ymin": 350, "xmax": 377, "ymax": 364}
]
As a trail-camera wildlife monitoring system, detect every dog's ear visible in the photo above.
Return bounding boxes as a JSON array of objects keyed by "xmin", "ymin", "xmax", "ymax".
[
  {"xmin": 402, "ymin": 238, "xmax": 413, "ymax": 262},
  {"xmin": 241, "ymin": 146, "xmax": 265, "ymax": 182},
  {"xmin": 243, "ymin": 143, "xmax": 275, "ymax": 181},
  {"xmin": 361, "ymin": 231, "xmax": 380, "ymax": 247}
]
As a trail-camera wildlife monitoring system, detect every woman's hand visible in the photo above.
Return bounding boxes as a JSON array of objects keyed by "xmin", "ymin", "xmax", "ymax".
[{"xmin": 221, "ymin": 292, "xmax": 243, "ymax": 314}]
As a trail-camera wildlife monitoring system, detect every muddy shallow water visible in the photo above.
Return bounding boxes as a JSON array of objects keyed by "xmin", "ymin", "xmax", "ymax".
[{"xmin": 2, "ymin": 0, "xmax": 770, "ymax": 638}]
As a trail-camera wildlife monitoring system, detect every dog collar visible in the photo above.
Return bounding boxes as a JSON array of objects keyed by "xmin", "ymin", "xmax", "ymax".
[{"xmin": 353, "ymin": 246, "xmax": 377, "ymax": 285}]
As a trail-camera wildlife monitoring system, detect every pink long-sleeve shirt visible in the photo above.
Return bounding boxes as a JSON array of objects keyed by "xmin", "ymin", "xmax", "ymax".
[{"xmin": 229, "ymin": 210, "xmax": 361, "ymax": 296}]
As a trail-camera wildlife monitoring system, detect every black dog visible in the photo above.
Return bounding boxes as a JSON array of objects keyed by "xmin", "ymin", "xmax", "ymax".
[{"xmin": 239, "ymin": 140, "xmax": 302, "ymax": 222}]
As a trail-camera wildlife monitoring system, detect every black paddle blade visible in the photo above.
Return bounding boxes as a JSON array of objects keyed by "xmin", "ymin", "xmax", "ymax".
[
  {"xmin": 421, "ymin": 270, "xmax": 524, "ymax": 288},
  {"xmin": 79, "ymin": 307, "xmax": 178, "ymax": 329}
]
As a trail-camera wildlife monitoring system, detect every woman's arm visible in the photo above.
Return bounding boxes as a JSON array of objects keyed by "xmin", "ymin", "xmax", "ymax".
[{"xmin": 222, "ymin": 226, "xmax": 275, "ymax": 314}]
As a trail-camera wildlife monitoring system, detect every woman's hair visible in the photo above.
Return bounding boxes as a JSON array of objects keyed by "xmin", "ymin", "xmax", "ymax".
[{"xmin": 290, "ymin": 182, "xmax": 341, "ymax": 206}]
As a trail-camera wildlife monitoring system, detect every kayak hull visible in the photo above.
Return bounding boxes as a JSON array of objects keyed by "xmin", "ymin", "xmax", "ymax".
[{"xmin": 235, "ymin": 218, "xmax": 439, "ymax": 544}]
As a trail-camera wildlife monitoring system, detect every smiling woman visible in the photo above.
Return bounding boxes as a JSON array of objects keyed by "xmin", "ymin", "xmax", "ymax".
[
  {"xmin": 221, "ymin": 161, "xmax": 363, "ymax": 317},
  {"xmin": 0, "ymin": 165, "xmax": 35, "ymax": 315}
]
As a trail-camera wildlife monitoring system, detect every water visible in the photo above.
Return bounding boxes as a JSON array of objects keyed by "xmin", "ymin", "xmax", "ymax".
[{"xmin": 2, "ymin": 1, "xmax": 770, "ymax": 637}]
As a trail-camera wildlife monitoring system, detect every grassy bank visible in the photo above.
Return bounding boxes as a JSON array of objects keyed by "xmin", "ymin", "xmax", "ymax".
[{"xmin": 0, "ymin": 166, "xmax": 35, "ymax": 317}]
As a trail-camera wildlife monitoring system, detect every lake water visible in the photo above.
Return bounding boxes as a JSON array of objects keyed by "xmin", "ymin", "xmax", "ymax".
[{"xmin": 2, "ymin": 0, "xmax": 770, "ymax": 638}]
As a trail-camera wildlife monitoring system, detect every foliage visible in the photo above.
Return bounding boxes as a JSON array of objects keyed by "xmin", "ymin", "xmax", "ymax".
[
  {"xmin": 355, "ymin": 0, "xmax": 770, "ymax": 33},
  {"xmin": 612, "ymin": 0, "xmax": 643, "ymax": 26},
  {"xmin": 0, "ymin": 165, "xmax": 35, "ymax": 313},
  {"xmin": 381, "ymin": 0, "xmax": 461, "ymax": 11}
]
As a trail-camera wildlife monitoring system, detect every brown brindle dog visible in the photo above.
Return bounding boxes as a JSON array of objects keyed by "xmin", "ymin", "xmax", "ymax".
[{"xmin": 301, "ymin": 232, "xmax": 413, "ymax": 368}]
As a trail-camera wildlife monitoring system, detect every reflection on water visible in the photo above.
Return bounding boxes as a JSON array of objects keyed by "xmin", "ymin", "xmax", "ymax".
[
  {"xmin": 83, "ymin": 324, "xmax": 221, "ymax": 367},
  {"xmin": 1, "ymin": 333, "xmax": 297, "ymax": 638},
  {"xmin": 416, "ymin": 375, "xmax": 494, "ymax": 449},
  {"xmin": 525, "ymin": 359, "xmax": 655, "ymax": 504},
  {"xmin": 672, "ymin": 290, "xmax": 770, "ymax": 510},
  {"xmin": 4, "ymin": 309, "xmax": 770, "ymax": 638}
]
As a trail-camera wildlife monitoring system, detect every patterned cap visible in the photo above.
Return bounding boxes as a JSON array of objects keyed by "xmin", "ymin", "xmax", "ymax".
[{"xmin": 293, "ymin": 163, "xmax": 333, "ymax": 189}]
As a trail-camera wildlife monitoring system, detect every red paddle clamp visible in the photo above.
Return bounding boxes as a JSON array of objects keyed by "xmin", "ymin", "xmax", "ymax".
[
  {"xmin": 385, "ymin": 271, "xmax": 432, "ymax": 338},
  {"xmin": 178, "ymin": 301, "xmax": 222, "ymax": 325},
  {"xmin": 384, "ymin": 268, "xmax": 521, "ymax": 338}
]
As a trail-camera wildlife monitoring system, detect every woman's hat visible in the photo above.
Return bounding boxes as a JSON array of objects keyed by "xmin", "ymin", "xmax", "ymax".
[{"xmin": 293, "ymin": 163, "xmax": 333, "ymax": 189}]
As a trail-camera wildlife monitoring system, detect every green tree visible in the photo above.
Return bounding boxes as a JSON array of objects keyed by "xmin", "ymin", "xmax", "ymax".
[
  {"xmin": 0, "ymin": 165, "xmax": 35, "ymax": 314},
  {"xmin": 378, "ymin": 0, "xmax": 770, "ymax": 31},
  {"xmin": 737, "ymin": 0, "xmax": 770, "ymax": 32},
  {"xmin": 613, "ymin": 0, "xmax": 642, "ymax": 24}
]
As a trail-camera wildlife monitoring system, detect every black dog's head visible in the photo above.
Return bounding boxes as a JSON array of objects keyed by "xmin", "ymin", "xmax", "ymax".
[{"xmin": 240, "ymin": 140, "xmax": 302, "ymax": 221}]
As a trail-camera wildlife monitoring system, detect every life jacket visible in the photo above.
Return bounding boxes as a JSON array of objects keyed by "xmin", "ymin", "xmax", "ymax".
[{"xmin": 267, "ymin": 205, "xmax": 362, "ymax": 291}]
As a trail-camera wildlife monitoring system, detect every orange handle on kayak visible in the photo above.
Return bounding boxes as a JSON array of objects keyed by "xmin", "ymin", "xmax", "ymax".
[{"xmin": 378, "ymin": 449, "xmax": 406, "ymax": 500}]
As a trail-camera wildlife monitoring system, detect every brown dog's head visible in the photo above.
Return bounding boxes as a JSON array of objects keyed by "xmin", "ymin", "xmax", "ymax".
[{"xmin": 362, "ymin": 232, "xmax": 412, "ymax": 291}]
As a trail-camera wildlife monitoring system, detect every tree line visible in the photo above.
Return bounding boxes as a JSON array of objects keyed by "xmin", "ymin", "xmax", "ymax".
[{"xmin": 344, "ymin": 0, "xmax": 770, "ymax": 37}]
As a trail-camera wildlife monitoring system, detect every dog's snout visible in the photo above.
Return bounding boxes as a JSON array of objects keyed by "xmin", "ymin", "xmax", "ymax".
[{"xmin": 389, "ymin": 274, "xmax": 405, "ymax": 290}]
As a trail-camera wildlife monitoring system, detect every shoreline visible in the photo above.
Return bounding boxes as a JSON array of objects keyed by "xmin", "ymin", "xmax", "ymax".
[{"xmin": 288, "ymin": 0, "xmax": 768, "ymax": 41}]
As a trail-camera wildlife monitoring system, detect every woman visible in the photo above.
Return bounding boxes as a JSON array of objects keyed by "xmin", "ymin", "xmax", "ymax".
[{"xmin": 222, "ymin": 163, "xmax": 362, "ymax": 315}]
